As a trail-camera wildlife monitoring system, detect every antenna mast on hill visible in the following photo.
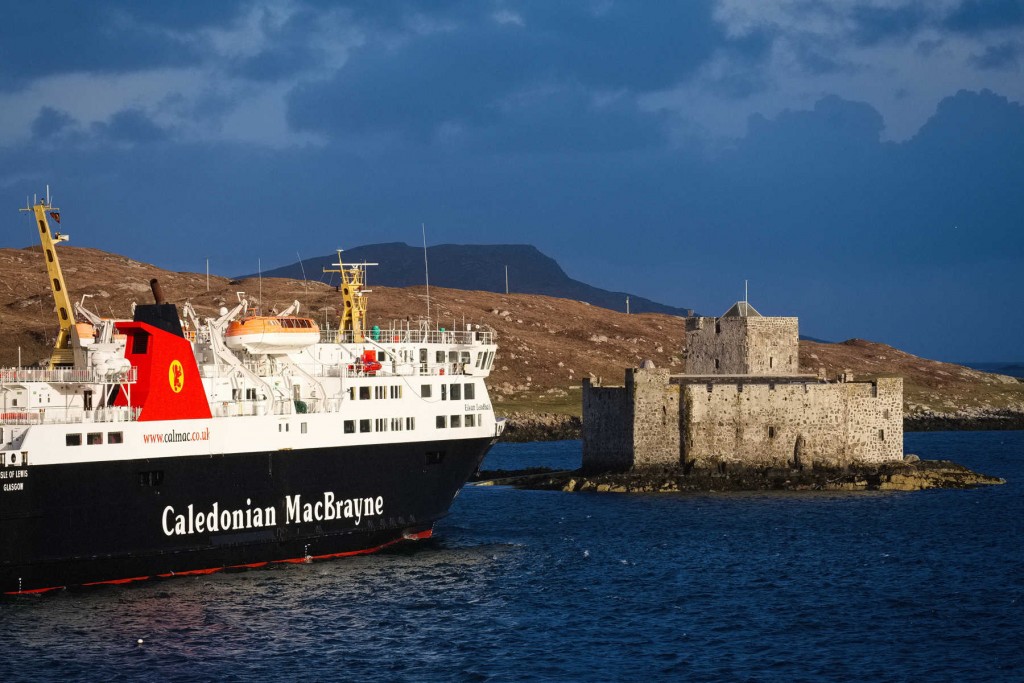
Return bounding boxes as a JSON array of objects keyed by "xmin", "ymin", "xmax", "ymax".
[{"xmin": 422, "ymin": 223, "xmax": 431, "ymax": 324}]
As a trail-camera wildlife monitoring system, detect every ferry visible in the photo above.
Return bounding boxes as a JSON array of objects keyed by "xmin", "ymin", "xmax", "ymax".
[{"xmin": 0, "ymin": 192, "xmax": 503, "ymax": 594}]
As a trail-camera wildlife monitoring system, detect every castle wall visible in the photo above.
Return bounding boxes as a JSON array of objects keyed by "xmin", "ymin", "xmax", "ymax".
[
  {"xmin": 630, "ymin": 368, "xmax": 681, "ymax": 468},
  {"xmin": 681, "ymin": 377, "xmax": 903, "ymax": 470},
  {"xmin": 684, "ymin": 317, "xmax": 798, "ymax": 375},
  {"xmin": 581, "ymin": 378, "xmax": 633, "ymax": 471}
]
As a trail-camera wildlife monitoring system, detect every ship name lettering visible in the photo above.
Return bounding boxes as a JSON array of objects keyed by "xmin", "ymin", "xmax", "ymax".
[
  {"xmin": 464, "ymin": 402, "xmax": 491, "ymax": 411},
  {"xmin": 3, "ymin": 482, "xmax": 23, "ymax": 492},
  {"xmin": 161, "ymin": 498, "xmax": 277, "ymax": 537},
  {"xmin": 284, "ymin": 493, "xmax": 384, "ymax": 526}
]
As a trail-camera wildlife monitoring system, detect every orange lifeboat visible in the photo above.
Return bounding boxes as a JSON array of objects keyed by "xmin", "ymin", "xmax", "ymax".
[{"xmin": 224, "ymin": 316, "xmax": 320, "ymax": 354}]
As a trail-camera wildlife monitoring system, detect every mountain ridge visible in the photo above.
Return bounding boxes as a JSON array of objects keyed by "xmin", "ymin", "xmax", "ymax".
[{"xmin": 244, "ymin": 242, "xmax": 695, "ymax": 318}]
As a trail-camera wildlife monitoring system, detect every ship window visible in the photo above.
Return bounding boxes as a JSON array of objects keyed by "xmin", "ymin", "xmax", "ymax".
[
  {"xmin": 421, "ymin": 384, "xmax": 432, "ymax": 398},
  {"xmin": 448, "ymin": 351, "xmax": 458, "ymax": 363},
  {"xmin": 390, "ymin": 386, "xmax": 402, "ymax": 399},
  {"xmin": 375, "ymin": 418, "xmax": 386, "ymax": 432},
  {"xmin": 461, "ymin": 351, "xmax": 470, "ymax": 364},
  {"xmin": 464, "ymin": 383, "xmax": 475, "ymax": 400},
  {"xmin": 436, "ymin": 415, "xmax": 447, "ymax": 428},
  {"xmin": 450, "ymin": 383, "xmax": 461, "ymax": 400},
  {"xmin": 344, "ymin": 420, "xmax": 355, "ymax": 434},
  {"xmin": 436, "ymin": 351, "xmax": 445, "ymax": 363},
  {"xmin": 406, "ymin": 417, "xmax": 415, "ymax": 430},
  {"xmin": 374, "ymin": 386, "xmax": 386, "ymax": 399},
  {"xmin": 450, "ymin": 415, "xmax": 461, "ymax": 428},
  {"xmin": 87, "ymin": 432, "xmax": 103, "ymax": 445},
  {"xmin": 391, "ymin": 417, "xmax": 402, "ymax": 431},
  {"xmin": 138, "ymin": 471, "xmax": 164, "ymax": 487},
  {"xmin": 466, "ymin": 414, "xmax": 476, "ymax": 427},
  {"xmin": 475, "ymin": 352, "xmax": 483, "ymax": 368},
  {"xmin": 425, "ymin": 450, "xmax": 445, "ymax": 465},
  {"xmin": 359, "ymin": 419, "xmax": 371, "ymax": 433},
  {"xmin": 441, "ymin": 384, "xmax": 447, "ymax": 401},
  {"xmin": 359, "ymin": 386, "xmax": 370, "ymax": 400},
  {"xmin": 133, "ymin": 334, "xmax": 149, "ymax": 355},
  {"xmin": 84, "ymin": 390, "xmax": 93, "ymax": 411},
  {"xmin": 66, "ymin": 433, "xmax": 82, "ymax": 446},
  {"xmin": 347, "ymin": 387, "xmax": 354, "ymax": 400},
  {"xmin": 11, "ymin": 398, "xmax": 17, "ymax": 407},
  {"xmin": 107, "ymin": 432, "xmax": 123, "ymax": 444},
  {"xmin": 246, "ymin": 388, "xmax": 256, "ymax": 400},
  {"xmin": 301, "ymin": 422, "xmax": 307, "ymax": 434}
]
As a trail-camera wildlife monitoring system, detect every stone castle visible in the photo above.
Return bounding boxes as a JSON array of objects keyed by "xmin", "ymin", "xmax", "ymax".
[{"xmin": 582, "ymin": 301, "xmax": 903, "ymax": 472}]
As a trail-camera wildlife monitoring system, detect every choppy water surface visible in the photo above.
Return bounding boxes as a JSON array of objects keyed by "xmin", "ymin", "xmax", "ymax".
[{"xmin": 3, "ymin": 432, "xmax": 1022, "ymax": 682}]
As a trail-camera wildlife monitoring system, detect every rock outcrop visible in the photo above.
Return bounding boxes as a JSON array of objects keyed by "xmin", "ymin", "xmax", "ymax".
[{"xmin": 474, "ymin": 458, "xmax": 1004, "ymax": 492}]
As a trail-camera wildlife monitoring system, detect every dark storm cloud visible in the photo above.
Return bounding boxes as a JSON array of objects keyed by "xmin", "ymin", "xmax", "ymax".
[
  {"xmin": 850, "ymin": 2, "xmax": 930, "ymax": 45},
  {"xmin": 287, "ymin": 1, "xmax": 728, "ymax": 141},
  {"xmin": 970, "ymin": 41, "xmax": 1023, "ymax": 69},
  {"xmin": 31, "ymin": 107, "xmax": 77, "ymax": 141},
  {"xmin": 90, "ymin": 109, "xmax": 170, "ymax": 144},
  {"xmin": 0, "ymin": 2, "xmax": 248, "ymax": 90},
  {"xmin": 943, "ymin": 0, "xmax": 1024, "ymax": 33}
]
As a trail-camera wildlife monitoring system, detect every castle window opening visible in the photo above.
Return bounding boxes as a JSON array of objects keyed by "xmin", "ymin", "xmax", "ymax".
[
  {"xmin": 715, "ymin": 321, "xmax": 721, "ymax": 334},
  {"xmin": 879, "ymin": 429, "xmax": 885, "ymax": 441},
  {"xmin": 706, "ymin": 383, "xmax": 713, "ymax": 393},
  {"xmin": 770, "ymin": 357, "xmax": 774, "ymax": 369},
  {"xmin": 714, "ymin": 359, "xmax": 720, "ymax": 370},
  {"xmin": 883, "ymin": 409, "xmax": 890, "ymax": 419},
  {"xmin": 768, "ymin": 426, "xmax": 776, "ymax": 439}
]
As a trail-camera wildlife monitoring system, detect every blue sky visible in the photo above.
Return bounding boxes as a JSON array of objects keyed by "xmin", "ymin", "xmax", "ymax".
[{"xmin": 2, "ymin": 1, "xmax": 1022, "ymax": 361}]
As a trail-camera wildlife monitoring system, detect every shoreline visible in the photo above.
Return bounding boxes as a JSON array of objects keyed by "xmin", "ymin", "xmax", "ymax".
[{"xmin": 473, "ymin": 459, "xmax": 1006, "ymax": 493}]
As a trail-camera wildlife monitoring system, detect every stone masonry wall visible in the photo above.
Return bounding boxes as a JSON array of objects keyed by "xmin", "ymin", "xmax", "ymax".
[
  {"xmin": 629, "ymin": 368, "xmax": 681, "ymax": 467},
  {"xmin": 684, "ymin": 317, "xmax": 799, "ymax": 375},
  {"xmin": 581, "ymin": 378, "xmax": 633, "ymax": 471},
  {"xmin": 681, "ymin": 377, "xmax": 904, "ymax": 470}
]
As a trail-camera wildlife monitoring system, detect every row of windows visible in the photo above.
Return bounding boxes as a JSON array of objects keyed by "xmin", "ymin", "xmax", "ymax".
[
  {"xmin": 67, "ymin": 432, "xmax": 123, "ymax": 446},
  {"xmin": 344, "ymin": 417, "xmax": 417, "ymax": 434},
  {"xmin": 421, "ymin": 383, "xmax": 476, "ymax": 400},
  {"xmin": 436, "ymin": 414, "xmax": 479, "ymax": 429},
  {"xmin": 349, "ymin": 385, "xmax": 404, "ymax": 400}
]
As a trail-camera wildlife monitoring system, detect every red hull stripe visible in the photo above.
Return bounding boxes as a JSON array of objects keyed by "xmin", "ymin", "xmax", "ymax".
[{"xmin": 2, "ymin": 529, "xmax": 433, "ymax": 596}]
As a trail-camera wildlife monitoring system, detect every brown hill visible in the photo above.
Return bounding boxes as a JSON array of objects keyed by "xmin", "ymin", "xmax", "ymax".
[{"xmin": 2, "ymin": 245, "xmax": 1022, "ymax": 429}]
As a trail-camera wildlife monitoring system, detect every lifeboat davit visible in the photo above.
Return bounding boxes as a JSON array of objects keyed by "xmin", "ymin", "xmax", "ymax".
[{"xmin": 224, "ymin": 316, "xmax": 320, "ymax": 354}]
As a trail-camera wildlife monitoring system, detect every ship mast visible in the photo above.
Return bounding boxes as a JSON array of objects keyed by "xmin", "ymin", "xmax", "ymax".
[
  {"xmin": 323, "ymin": 249, "xmax": 376, "ymax": 342},
  {"xmin": 20, "ymin": 187, "xmax": 76, "ymax": 368}
]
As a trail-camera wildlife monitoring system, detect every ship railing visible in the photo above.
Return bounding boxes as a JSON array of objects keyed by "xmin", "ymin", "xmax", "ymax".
[
  {"xmin": 320, "ymin": 329, "xmax": 494, "ymax": 346},
  {"xmin": 0, "ymin": 406, "xmax": 141, "ymax": 426},
  {"xmin": 0, "ymin": 366, "xmax": 138, "ymax": 385}
]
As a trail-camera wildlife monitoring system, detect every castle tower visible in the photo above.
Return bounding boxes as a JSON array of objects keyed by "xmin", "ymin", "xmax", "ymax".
[{"xmin": 683, "ymin": 301, "xmax": 799, "ymax": 375}]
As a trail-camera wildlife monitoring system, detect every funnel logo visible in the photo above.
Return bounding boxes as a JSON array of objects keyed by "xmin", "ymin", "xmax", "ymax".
[{"xmin": 168, "ymin": 360, "xmax": 184, "ymax": 393}]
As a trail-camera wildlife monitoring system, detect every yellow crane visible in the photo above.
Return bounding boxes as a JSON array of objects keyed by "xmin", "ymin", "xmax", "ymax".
[
  {"xmin": 323, "ymin": 249, "xmax": 376, "ymax": 342},
  {"xmin": 20, "ymin": 188, "xmax": 75, "ymax": 368}
]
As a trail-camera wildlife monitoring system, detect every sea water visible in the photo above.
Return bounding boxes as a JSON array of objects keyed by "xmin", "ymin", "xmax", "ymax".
[{"xmin": 2, "ymin": 432, "xmax": 1022, "ymax": 682}]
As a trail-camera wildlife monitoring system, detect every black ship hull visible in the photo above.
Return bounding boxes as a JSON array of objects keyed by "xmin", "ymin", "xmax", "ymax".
[{"xmin": 1, "ymin": 436, "xmax": 494, "ymax": 594}]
